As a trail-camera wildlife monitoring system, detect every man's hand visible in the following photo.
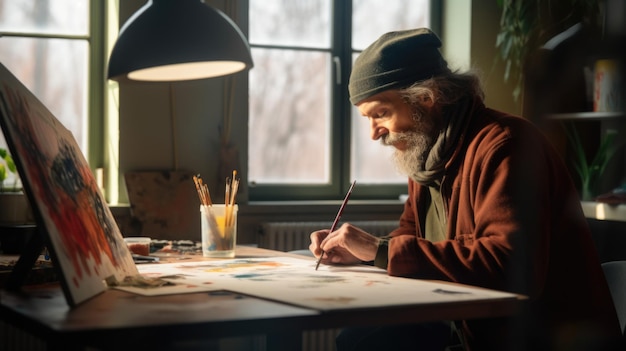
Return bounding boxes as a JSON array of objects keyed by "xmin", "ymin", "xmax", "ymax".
[{"xmin": 309, "ymin": 223, "xmax": 380, "ymax": 265}]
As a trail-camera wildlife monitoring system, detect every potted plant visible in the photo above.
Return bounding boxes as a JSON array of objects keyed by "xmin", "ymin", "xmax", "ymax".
[
  {"xmin": 0, "ymin": 147, "xmax": 33, "ymax": 223},
  {"xmin": 495, "ymin": 0, "xmax": 601, "ymax": 102},
  {"xmin": 1, "ymin": 147, "xmax": 20, "ymax": 192},
  {"xmin": 565, "ymin": 126, "xmax": 620, "ymax": 201}
]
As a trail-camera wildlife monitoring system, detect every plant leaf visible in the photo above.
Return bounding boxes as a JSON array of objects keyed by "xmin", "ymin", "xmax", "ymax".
[
  {"xmin": 5, "ymin": 154, "xmax": 16, "ymax": 173},
  {"xmin": 564, "ymin": 123, "xmax": 589, "ymax": 182},
  {"xmin": 591, "ymin": 130, "xmax": 619, "ymax": 175}
]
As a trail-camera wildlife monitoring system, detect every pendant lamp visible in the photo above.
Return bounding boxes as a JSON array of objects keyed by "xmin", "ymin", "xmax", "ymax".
[{"xmin": 107, "ymin": 0, "xmax": 253, "ymax": 82}]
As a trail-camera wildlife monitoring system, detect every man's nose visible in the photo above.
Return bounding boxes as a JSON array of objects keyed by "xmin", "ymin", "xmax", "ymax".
[{"xmin": 370, "ymin": 121, "xmax": 385, "ymax": 140}]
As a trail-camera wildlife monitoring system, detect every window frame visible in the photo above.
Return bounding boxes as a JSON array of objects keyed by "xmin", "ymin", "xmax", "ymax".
[
  {"xmin": 247, "ymin": 0, "xmax": 441, "ymax": 201},
  {"xmin": 88, "ymin": 0, "xmax": 107, "ymax": 173},
  {"xmin": 0, "ymin": 0, "xmax": 107, "ymax": 176}
]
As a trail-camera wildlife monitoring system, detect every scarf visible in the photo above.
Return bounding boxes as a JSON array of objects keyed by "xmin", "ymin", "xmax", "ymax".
[{"xmin": 412, "ymin": 96, "xmax": 474, "ymax": 185}]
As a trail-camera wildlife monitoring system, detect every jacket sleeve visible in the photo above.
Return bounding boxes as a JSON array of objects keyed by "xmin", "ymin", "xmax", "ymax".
[{"xmin": 385, "ymin": 118, "xmax": 570, "ymax": 295}]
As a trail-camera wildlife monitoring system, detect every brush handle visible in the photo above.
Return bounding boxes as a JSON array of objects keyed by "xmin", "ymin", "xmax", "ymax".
[{"xmin": 315, "ymin": 180, "xmax": 356, "ymax": 270}]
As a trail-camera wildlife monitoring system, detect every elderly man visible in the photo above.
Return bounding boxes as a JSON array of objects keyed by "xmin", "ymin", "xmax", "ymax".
[{"xmin": 310, "ymin": 28, "xmax": 621, "ymax": 350}]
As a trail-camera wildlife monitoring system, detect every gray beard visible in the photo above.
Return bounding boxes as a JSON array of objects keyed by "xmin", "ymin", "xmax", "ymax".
[{"xmin": 383, "ymin": 129, "xmax": 434, "ymax": 181}]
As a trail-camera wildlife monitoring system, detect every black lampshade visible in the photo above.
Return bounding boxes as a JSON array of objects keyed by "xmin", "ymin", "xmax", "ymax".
[{"xmin": 107, "ymin": 0, "xmax": 253, "ymax": 82}]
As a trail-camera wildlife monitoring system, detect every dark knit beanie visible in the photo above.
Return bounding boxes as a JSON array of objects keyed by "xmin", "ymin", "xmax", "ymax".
[{"xmin": 349, "ymin": 28, "xmax": 450, "ymax": 105}]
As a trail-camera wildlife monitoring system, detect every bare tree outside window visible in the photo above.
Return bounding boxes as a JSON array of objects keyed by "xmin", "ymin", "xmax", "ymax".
[
  {"xmin": 249, "ymin": 0, "xmax": 331, "ymax": 184},
  {"xmin": 249, "ymin": 0, "xmax": 431, "ymax": 198},
  {"xmin": 249, "ymin": 48, "xmax": 330, "ymax": 183},
  {"xmin": 352, "ymin": 0, "xmax": 430, "ymax": 50},
  {"xmin": 0, "ymin": 1, "xmax": 89, "ymax": 155},
  {"xmin": 351, "ymin": 0, "xmax": 430, "ymax": 183}
]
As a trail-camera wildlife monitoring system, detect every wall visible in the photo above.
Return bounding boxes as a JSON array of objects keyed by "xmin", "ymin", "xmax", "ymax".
[
  {"xmin": 116, "ymin": 0, "xmax": 249, "ymax": 205},
  {"xmin": 469, "ymin": 0, "xmax": 522, "ymax": 116},
  {"xmin": 441, "ymin": 0, "xmax": 470, "ymax": 71},
  {"xmin": 442, "ymin": 0, "xmax": 522, "ymax": 117}
]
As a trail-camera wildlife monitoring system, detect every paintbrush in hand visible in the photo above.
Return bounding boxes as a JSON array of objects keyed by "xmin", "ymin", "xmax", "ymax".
[{"xmin": 315, "ymin": 180, "xmax": 356, "ymax": 270}]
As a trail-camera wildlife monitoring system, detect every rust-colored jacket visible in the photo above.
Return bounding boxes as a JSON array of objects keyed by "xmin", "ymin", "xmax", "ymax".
[{"xmin": 387, "ymin": 100, "xmax": 621, "ymax": 350}]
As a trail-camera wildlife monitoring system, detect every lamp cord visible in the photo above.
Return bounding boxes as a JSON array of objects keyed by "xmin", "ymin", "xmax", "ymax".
[
  {"xmin": 221, "ymin": 1, "xmax": 238, "ymax": 146},
  {"xmin": 169, "ymin": 83, "xmax": 178, "ymax": 170},
  {"xmin": 222, "ymin": 77, "xmax": 235, "ymax": 145}
]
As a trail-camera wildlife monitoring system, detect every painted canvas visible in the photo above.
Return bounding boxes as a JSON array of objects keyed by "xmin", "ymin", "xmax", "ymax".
[
  {"xmin": 0, "ymin": 63, "xmax": 138, "ymax": 306},
  {"xmin": 117, "ymin": 256, "xmax": 518, "ymax": 312}
]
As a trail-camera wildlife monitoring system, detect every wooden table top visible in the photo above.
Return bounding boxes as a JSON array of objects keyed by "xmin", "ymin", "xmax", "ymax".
[{"xmin": 0, "ymin": 246, "xmax": 527, "ymax": 350}]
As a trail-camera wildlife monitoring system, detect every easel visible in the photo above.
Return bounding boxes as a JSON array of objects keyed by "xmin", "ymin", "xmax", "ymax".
[{"xmin": 4, "ymin": 225, "xmax": 48, "ymax": 291}]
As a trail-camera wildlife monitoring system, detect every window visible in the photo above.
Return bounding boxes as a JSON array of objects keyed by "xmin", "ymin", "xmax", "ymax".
[
  {"xmin": 0, "ymin": 0, "xmax": 107, "ymax": 190},
  {"xmin": 248, "ymin": 0, "xmax": 437, "ymax": 200}
]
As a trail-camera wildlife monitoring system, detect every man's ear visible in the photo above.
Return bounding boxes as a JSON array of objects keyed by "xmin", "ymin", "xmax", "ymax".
[
  {"xmin": 417, "ymin": 93, "xmax": 435, "ymax": 111},
  {"xmin": 420, "ymin": 94, "xmax": 435, "ymax": 107}
]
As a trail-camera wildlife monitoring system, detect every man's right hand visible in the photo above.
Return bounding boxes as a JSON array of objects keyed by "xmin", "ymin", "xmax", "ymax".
[{"xmin": 309, "ymin": 223, "xmax": 380, "ymax": 266}]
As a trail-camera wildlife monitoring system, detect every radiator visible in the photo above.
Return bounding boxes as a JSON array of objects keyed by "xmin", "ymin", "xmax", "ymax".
[
  {"xmin": 302, "ymin": 329, "xmax": 341, "ymax": 351},
  {"xmin": 258, "ymin": 220, "xmax": 398, "ymax": 252},
  {"xmin": 0, "ymin": 320, "xmax": 45, "ymax": 351},
  {"xmin": 258, "ymin": 220, "xmax": 398, "ymax": 351}
]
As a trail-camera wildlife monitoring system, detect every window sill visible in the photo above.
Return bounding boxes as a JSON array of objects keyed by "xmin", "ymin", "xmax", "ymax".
[{"xmin": 109, "ymin": 199, "xmax": 405, "ymax": 218}]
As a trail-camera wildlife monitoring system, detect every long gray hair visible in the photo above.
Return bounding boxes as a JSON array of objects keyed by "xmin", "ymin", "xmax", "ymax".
[{"xmin": 398, "ymin": 70, "xmax": 485, "ymax": 118}]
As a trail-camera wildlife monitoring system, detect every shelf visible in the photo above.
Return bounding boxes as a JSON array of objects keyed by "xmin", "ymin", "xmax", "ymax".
[
  {"xmin": 547, "ymin": 112, "xmax": 625, "ymax": 120},
  {"xmin": 581, "ymin": 201, "xmax": 626, "ymax": 222}
]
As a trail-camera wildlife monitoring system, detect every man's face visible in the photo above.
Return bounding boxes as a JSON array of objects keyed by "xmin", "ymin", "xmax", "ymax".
[{"xmin": 356, "ymin": 90, "xmax": 438, "ymax": 177}]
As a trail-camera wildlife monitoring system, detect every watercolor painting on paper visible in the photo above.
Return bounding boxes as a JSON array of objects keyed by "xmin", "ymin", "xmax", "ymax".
[{"xmin": 117, "ymin": 256, "xmax": 517, "ymax": 311}]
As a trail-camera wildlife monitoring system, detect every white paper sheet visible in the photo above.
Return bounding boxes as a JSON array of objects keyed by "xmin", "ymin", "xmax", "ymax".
[{"xmin": 114, "ymin": 256, "xmax": 518, "ymax": 311}]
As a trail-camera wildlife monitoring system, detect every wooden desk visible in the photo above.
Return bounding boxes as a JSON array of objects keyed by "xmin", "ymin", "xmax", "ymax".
[{"xmin": 0, "ymin": 246, "xmax": 526, "ymax": 350}]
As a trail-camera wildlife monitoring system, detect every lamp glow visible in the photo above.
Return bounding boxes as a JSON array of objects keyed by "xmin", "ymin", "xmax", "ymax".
[{"xmin": 107, "ymin": 0, "xmax": 253, "ymax": 82}]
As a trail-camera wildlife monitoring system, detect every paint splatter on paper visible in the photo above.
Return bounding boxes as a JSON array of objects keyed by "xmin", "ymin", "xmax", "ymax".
[{"xmin": 114, "ymin": 256, "xmax": 517, "ymax": 312}]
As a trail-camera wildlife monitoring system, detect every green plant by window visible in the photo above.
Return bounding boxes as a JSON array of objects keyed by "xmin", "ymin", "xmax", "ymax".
[{"xmin": 0, "ymin": 147, "xmax": 20, "ymax": 192}]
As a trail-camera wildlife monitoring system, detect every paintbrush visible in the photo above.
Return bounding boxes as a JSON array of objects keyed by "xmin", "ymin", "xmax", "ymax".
[{"xmin": 315, "ymin": 180, "xmax": 356, "ymax": 271}]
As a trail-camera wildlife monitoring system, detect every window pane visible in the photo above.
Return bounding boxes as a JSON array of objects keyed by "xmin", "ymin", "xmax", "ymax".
[
  {"xmin": 350, "ymin": 106, "xmax": 405, "ymax": 184},
  {"xmin": 249, "ymin": 48, "xmax": 331, "ymax": 184},
  {"xmin": 249, "ymin": 0, "xmax": 331, "ymax": 48},
  {"xmin": 352, "ymin": 0, "xmax": 431, "ymax": 50},
  {"xmin": 0, "ymin": 0, "xmax": 89, "ymax": 36},
  {"xmin": 0, "ymin": 37, "xmax": 89, "ymax": 152},
  {"xmin": 350, "ymin": 2, "xmax": 430, "ymax": 183}
]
